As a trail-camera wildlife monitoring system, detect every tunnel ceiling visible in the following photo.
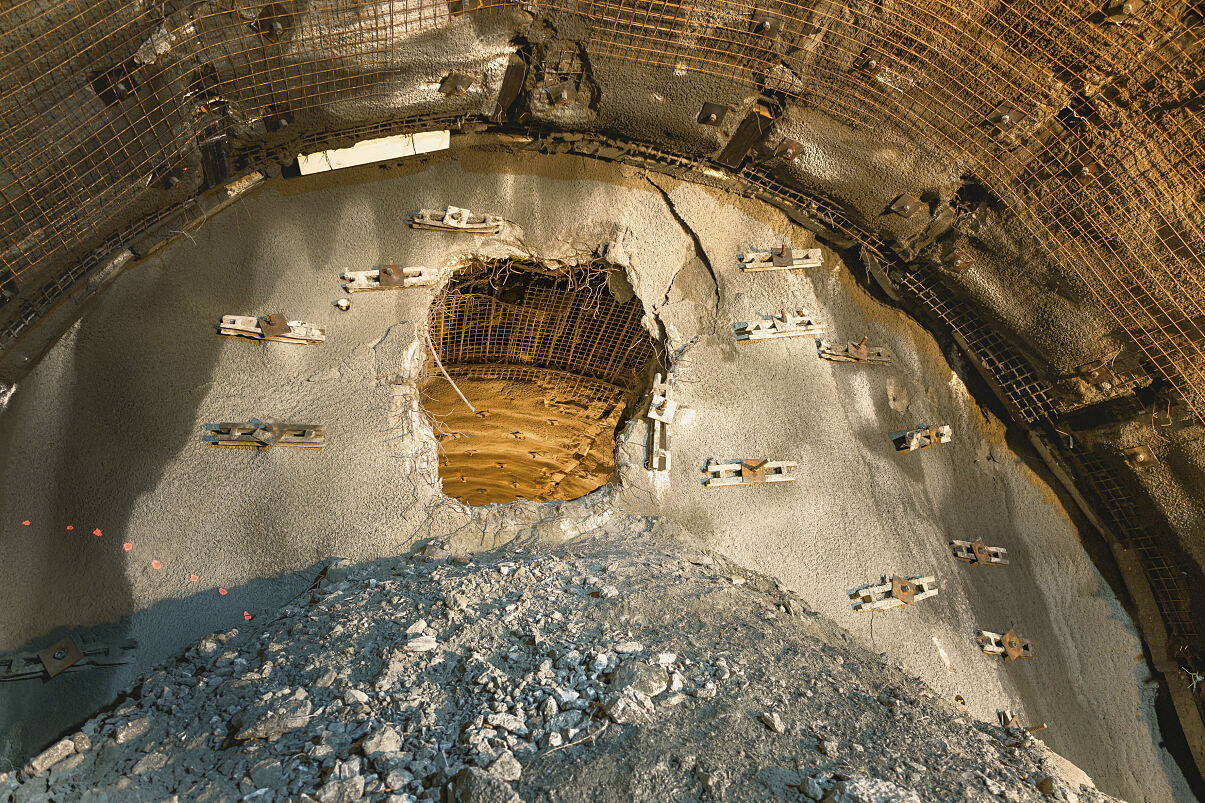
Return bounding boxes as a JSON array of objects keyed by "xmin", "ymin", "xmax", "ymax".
[
  {"xmin": 0, "ymin": 0, "xmax": 1204, "ymax": 422},
  {"xmin": 2, "ymin": 0, "xmax": 1205, "ymax": 425}
]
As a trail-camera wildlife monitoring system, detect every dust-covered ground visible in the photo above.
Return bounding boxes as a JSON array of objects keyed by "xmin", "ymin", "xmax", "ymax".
[
  {"xmin": 4, "ymin": 523, "xmax": 1122, "ymax": 803},
  {"xmin": 0, "ymin": 149, "xmax": 1192, "ymax": 801}
]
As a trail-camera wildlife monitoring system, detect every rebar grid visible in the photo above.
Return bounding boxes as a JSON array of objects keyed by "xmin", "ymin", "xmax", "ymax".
[
  {"xmin": 427, "ymin": 258, "xmax": 657, "ymax": 389},
  {"xmin": 1072, "ymin": 450, "xmax": 1199, "ymax": 644},
  {"xmin": 2, "ymin": 0, "xmax": 1205, "ymax": 424}
]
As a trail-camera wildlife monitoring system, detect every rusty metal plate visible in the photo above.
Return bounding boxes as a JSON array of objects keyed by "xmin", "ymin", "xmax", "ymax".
[
  {"xmin": 492, "ymin": 57, "xmax": 527, "ymax": 123},
  {"xmin": 750, "ymin": 9, "xmax": 782, "ymax": 36},
  {"xmin": 717, "ymin": 110, "xmax": 774, "ymax": 168},
  {"xmin": 989, "ymin": 101, "xmax": 1022, "ymax": 131},
  {"xmin": 1124, "ymin": 445, "xmax": 1155, "ymax": 467},
  {"xmin": 545, "ymin": 79, "xmax": 576, "ymax": 105},
  {"xmin": 770, "ymin": 247, "xmax": 793, "ymax": 267},
  {"xmin": 889, "ymin": 193, "xmax": 923, "ymax": 218},
  {"xmin": 698, "ymin": 102, "xmax": 728, "ymax": 126},
  {"xmin": 38, "ymin": 637, "xmax": 83, "ymax": 678},
  {"xmin": 1001, "ymin": 630, "xmax": 1025, "ymax": 661},
  {"xmin": 775, "ymin": 139, "xmax": 802, "ymax": 160},
  {"xmin": 439, "ymin": 71, "xmax": 474, "ymax": 96},
  {"xmin": 972, "ymin": 539, "xmax": 990, "ymax": 565},
  {"xmin": 891, "ymin": 575, "xmax": 917, "ymax": 605},
  {"xmin": 378, "ymin": 265, "xmax": 405, "ymax": 287},
  {"xmin": 847, "ymin": 339, "xmax": 869, "ymax": 360},
  {"xmin": 740, "ymin": 459, "xmax": 768, "ymax": 483},
  {"xmin": 259, "ymin": 314, "xmax": 290, "ymax": 337},
  {"xmin": 1076, "ymin": 360, "xmax": 1114, "ymax": 386}
]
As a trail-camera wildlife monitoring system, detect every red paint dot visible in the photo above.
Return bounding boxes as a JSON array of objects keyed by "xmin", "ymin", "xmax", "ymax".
[
  {"xmin": 93, "ymin": 528, "xmax": 103, "ymax": 537},
  {"xmin": 65, "ymin": 525, "xmax": 74, "ymax": 531},
  {"xmin": 189, "ymin": 574, "xmax": 199, "ymax": 583},
  {"xmin": 122, "ymin": 542, "xmax": 132, "ymax": 552},
  {"xmin": 243, "ymin": 611, "xmax": 253, "ymax": 621},
  {"xmin": 218, "ymin": 588, "xmax": 228, "ymax": 596},
  {"xmin": 151, "ymin": 559, "xmax": 162, "ymax": 570},
  {"xmin": 21, "ymin": 520, "xmax": 30, "ymax": 526}
]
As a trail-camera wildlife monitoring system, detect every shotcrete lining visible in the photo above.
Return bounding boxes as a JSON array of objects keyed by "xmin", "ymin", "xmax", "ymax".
[{"xmin": 0, "ymin": 136, "xmax": 1195, "ymax": 801}]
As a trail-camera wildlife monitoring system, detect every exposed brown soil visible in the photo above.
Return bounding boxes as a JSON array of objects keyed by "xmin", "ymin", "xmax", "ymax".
[{"xmin": 424, "ymin": 369, "xmax": 627, "ymax": 505}]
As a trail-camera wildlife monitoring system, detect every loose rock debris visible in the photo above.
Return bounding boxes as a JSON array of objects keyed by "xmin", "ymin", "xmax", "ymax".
[{"xmin": 0, "ymin": 527, "xmax": 1116, "ymax": 803}]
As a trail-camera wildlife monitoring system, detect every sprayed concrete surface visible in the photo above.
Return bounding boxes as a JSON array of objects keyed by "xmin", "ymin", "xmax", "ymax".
[{"xmin": 0, "ymin": 150, "xmax": 1192, "ymax": 801}]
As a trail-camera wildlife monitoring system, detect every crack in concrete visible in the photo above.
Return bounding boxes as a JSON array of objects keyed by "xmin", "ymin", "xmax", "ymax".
[{"xmin": 645, "ymin": 174, "xmax": 721, "ymax": 319}]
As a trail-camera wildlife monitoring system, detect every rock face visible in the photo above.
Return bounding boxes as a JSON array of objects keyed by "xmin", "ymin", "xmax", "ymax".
[{"xmin": 1, "ymin": 524, "xmax": 1123, "ymax": 802}]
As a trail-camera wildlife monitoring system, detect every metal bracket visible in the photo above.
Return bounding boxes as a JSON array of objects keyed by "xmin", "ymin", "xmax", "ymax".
[
  {"xmin": 646, "ymin": 373, "xmax": 676, "ymax": 472},
  {"xmin": 203, "ymin": 420, "xmax": 326, "ymax": 450},
  {"xmin": 890, "ymin": 424, "xmax": 952, "ymax": 452},
  {"xmin": 950, "ymin": 538, "xmax": 1009, "ymax": 566},
  {"xmin": 817, "ymin": 338, "xmax": 892, "ymax": 365},
  {"xmin": 737, "ymin": 247, "xmax": 823, "ymax": 272},
  {"xmin": 848, "ymin": 574, "xmax": 939, "ymax": 612},
  {"xmin": 975, "ymin": 628, "xmax": 1033, "ymax": 661},
  {"xmin": 732, "ymin": 308, "xmax": 824, "ymax": 343},
  {"xmin": 702, "ymin": 458, "xmax": 796, "ymax": 487}
]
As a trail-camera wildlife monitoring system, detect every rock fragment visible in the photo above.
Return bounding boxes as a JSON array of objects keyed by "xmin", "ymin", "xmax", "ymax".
[
  {"xmin": 822, "ymin": 777, "xmax": 921, "ymax": 803},
  {"xmin": 25, "ymin": 739, "xmax": 75, "ymax": 775}
]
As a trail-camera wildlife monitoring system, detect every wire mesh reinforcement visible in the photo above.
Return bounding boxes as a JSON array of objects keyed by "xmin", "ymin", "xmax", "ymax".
[
  {"xmin": 427, "ymin": 259, "xmax": 657, "ymax": 390},
  {"xmin": 1070, "ymin": 450, "xmax": 1199, "ymax": 645},
  {"xmin": 6, "ymin": 0, "xmax": 1205, "ymax": 423}
]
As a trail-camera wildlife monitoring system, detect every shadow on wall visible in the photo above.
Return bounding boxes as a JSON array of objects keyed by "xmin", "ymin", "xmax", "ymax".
[{"xmin": 0, "ymin": 204, "xmax": 277, "ymax": 769}]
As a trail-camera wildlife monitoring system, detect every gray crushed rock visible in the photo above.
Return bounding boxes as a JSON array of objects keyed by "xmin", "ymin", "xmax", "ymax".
[{"xmin": 2, "ymin": 523, "xmax": 1124, "ymax": 803}]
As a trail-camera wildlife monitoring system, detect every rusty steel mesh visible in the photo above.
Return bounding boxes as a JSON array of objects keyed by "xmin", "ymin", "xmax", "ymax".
[
  {"xmin": 426, "ymin": 258, "xmax": 657, "ymax": 389},
  {"xmin": 2, "ymin": 0, "xmax": 1205, "ymax": 420}
]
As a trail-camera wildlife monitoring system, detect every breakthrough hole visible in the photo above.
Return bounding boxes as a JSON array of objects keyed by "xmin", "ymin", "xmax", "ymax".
[{"xmin": 421, "ymin": 256, "xmax": 660, "ymax": 505}]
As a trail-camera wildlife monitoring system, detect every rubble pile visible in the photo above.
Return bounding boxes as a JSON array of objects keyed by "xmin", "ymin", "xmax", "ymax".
[{"xmin": 3, "ymin": 520, "xmax": 1122, "ymax": 802}]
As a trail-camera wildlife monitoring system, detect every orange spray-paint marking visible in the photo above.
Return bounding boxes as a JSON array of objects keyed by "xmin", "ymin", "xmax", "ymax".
[
  {"xmin": 189, "ymin": 574, "xmax": 199, "ymax": 583},
  {"xmin": 218, "ymin": 588, "xmax": 228, "ymax": 596},
  {"xmin": 66, "ymin": 525, "xmax": 74, "ymax": 531},
  {"xmin": 21, "ymin": 520, "xmax": 30, "ymax": 526},
  {"xmin": 93, "ymin": 528, "xmax": 103, "ymax": 537},
  {"xmin": 243, "ymin": 611, "xmax": 252, "ymax": 621},
  {"xmin": 151, "ymin": 559, "xmax": 162, "ymax": 570},
  {"xmin": 122, "ymin": 542, "xmax": 132, "ymax": 552}
]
